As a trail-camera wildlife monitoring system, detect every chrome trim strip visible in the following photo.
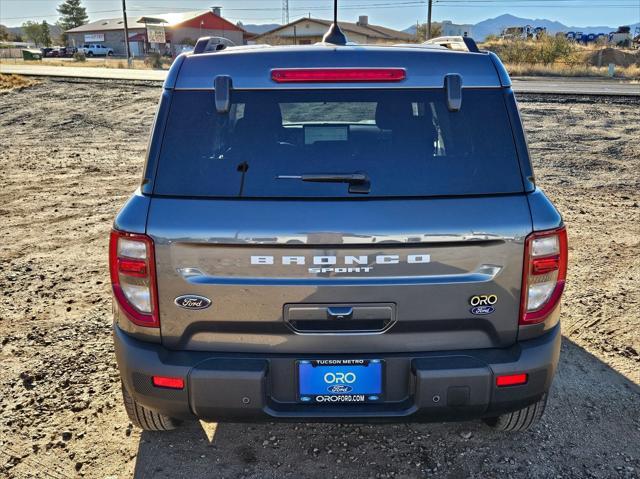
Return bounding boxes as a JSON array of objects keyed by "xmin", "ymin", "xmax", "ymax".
[{"xmin": 178, "ymin": 264, "xmax": 502, "ymax": 286}]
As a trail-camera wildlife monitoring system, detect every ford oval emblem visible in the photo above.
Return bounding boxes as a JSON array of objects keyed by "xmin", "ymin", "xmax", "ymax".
[
  {"xmin": 175, "ymin": 295, "xmax": 212, "ymax": 310},
  {"xmin": 470, "ymin": 306, "xmax": 495, "ymax": 315},
  {"xmin": 327, "ymin": 384, "xmax": 353, "ymax": 394}
]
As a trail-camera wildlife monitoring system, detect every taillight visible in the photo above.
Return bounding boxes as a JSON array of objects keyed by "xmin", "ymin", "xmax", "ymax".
[
  {"xmin": 109, "ymin": 230, "xmax": 159, "ymax": 328},
  {"xmin": 520, "ymin": 226, "xmax": 568, "ymax": 325},
  {"xmin": 271, "ymin": 68, "xmax": 406, "ymax": 83}
]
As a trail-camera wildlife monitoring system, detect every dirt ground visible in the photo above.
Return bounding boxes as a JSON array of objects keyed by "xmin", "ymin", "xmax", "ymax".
[{"xmin": 0, "ymin": 79, "xmax": 638, "ymax": 479}]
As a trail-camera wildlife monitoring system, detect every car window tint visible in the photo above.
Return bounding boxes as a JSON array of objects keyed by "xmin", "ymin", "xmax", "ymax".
[{"xmin": 153, "ymin": 89, "xmax": 524, "ymax": 198}]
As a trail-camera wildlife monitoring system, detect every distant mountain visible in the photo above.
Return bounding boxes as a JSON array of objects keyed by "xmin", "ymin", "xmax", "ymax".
[
  {"xmin": 238, "ymin": 23, "xmax": 280, "ymax": 35},
  {"xmin": 403, "ymin": 14, "xmax": 638, "ymax": 41},
  {"xmin": 403, "ymin": 25, "xmax": 418, "ymax": 35},
  {"xmin": 474, "ymin": 14, "xmax": 623, "ymax": 40}
]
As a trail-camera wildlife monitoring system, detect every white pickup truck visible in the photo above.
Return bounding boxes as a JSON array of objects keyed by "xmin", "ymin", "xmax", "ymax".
[{"xmin": 78, "ymin": 44, "xmax": 114, "ymax": 57}]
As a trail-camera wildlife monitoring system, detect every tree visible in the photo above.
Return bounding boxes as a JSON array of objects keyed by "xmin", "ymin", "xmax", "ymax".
[
  {"xmin": 0, "ymin": 25, "xmax": 10, "ymax": 42},
  {"xmin": 41, "ymin": 21, "xmax": 52, "ymax": 47},
  {"xmin": 22, "ymin": 21, "xmax": 45, "ymax": 46},
  {"xmin": 57, "ymin": 0, "xmax": 88, "ymax": 31},
  {"xmin": 415, "ymin": 22, "xmax": 442, "ymax": 42}
]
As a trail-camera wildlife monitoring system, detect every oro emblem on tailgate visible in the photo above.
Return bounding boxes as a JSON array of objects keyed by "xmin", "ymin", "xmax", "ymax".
[
  {"xmin": 469, "ymin": 294, "xmax": 497, "ymax": 315},
  {"xmin": 174, "ymin": 295, "xmax": 212, "ymax": 310}
]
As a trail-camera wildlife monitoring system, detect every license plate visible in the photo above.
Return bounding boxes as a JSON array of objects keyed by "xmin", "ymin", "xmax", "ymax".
[{"xmin": 298, "ymin": 359, "xmax": 383, "ymax": 403}]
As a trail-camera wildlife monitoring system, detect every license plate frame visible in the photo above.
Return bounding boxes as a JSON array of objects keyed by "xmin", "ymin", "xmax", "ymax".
[{"xmin": 297, "ymin": 359, "xmax": 384, "ymax": 404}]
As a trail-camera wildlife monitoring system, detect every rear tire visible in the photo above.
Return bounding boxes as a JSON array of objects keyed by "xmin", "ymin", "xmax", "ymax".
[
  {"xmin": 121, "ymin": 382, "xmax": 180, "ymax": 431},
  {"xmin": 483, "ymin": 393, "xmax": 548, "ymax": 431}
]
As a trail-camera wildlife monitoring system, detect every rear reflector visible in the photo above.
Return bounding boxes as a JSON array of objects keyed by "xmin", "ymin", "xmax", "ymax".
[
  {"xmin": 152, "ymin": 376, "xmax": 185, "ymax": 390},
  {"xmin": 271, "ymin": 68, "xmax": 406, "ymax": 83},
  {"xmin": 496, "ymin": 373, "xmax": 528, "ymax": 387}
]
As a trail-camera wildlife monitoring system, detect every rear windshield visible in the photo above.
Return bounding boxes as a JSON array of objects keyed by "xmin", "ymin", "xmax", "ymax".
[{"xmin": 153, "ymin": 89, "xmax": 523, "ymax": 198}]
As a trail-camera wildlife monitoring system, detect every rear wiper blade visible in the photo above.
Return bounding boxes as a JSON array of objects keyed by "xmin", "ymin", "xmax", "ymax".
[{"xmin": 277, "ymin": 173, "xmax": 370, "ymax": 194}]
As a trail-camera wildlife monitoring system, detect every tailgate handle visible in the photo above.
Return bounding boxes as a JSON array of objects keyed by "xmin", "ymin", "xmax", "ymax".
[{"xmin": 326, "ymin": 307, "xmax": 353, "ymax": 320}]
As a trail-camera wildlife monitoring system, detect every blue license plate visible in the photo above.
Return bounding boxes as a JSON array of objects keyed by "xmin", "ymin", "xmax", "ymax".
[{"xmin": 298, "ymin": 359, "xmax": 383, "ymax": 403}]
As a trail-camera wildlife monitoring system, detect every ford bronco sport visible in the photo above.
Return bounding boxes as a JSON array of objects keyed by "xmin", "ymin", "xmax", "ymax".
[{"xmin": 110, "ymin": 32, "xmax": 567, "ymax": 432}]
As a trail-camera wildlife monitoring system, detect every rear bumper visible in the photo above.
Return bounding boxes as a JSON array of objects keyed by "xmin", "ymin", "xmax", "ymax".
[{"xmin": 114, "ymin": 323, "xmax": 561, "ymax": 423}]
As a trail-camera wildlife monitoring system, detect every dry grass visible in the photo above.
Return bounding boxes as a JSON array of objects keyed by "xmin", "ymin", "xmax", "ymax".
[
  {"xmin": 1, "ymin": 57, "xmax": 171, "ymax": 70},
  {"xmin": 0, "ymin": 73, "xmax": 39, "ymax": 91},
  {"xmin": 505, "ymin": 62, "xmax": 640, "ymax": 79},
  {"xmin": 482, "ymin": 38, "xmax": 640, "ymax": 79}
]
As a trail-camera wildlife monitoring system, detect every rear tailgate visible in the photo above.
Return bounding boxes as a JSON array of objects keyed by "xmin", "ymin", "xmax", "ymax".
[{"xmin": 148, "ymin": 196, "xmax": 531, "ymax": 353}]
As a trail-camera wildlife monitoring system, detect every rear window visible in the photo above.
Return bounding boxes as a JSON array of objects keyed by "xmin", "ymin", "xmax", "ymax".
[{"xmin": 153, "ymin": 89, "xmax": 523, "ymax": 198}]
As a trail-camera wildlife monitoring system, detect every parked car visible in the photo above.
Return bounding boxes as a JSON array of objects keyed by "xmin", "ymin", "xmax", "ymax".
[
  {"xmin": 77, "ymin": 44, "xmax": 114, "ymax": 57},
  {"xmin": 44, "ymin": 47, "xmax": 65, "ymax": 58},
  {"xmin": 60, "ymin": 46, "xmax": 77, "ymax": 57},
  {"xmin": 110, "ymin": 33, "xmax": 567, "ymax": 432}
]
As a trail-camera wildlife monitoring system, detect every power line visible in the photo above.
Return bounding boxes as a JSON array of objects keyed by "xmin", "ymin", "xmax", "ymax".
[{"xmin": 1, "ymin": 0, "xmax": 637, "ymax": 21}]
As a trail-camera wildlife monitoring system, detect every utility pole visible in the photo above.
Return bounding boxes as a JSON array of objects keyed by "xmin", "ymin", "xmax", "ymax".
[
  {"xmin": 427, "ymin": 0, "xmax": 433, "ymax": 40},
  {"xmin": 122, "ymin": 0, "xmax": 132, "ymax": 67},
  {"xmin": 282, "ymin": 0, "xmax": 290, "ymax": 24}
]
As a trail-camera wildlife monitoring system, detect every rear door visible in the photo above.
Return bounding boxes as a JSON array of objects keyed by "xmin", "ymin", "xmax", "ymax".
[{"xmin": 147, "ymin": 87, "xmax": 531, "ymax": 353}]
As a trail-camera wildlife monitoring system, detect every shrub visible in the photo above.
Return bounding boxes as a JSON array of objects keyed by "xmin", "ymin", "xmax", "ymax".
[
  {"xmin": 144, "ymin": 51, "xmax": 163, "ymax": 69},
  {"xmin": 73, "ymin": 50, "xmax": 86, "ymax": 62},
  {"xmin": 484, "ymin": 36, "xmax": 580, "ymax": 65}
]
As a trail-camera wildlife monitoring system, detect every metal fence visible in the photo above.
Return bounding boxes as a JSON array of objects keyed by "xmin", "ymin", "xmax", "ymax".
[{"xmin": 0, "ymin": 49, "xmax": 24, "ymax": 59}]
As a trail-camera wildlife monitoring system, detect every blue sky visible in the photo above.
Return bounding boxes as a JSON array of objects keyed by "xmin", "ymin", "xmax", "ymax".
[{"xmin": 1, "ymin": 0, "xmax": 639, "ymax": 28}]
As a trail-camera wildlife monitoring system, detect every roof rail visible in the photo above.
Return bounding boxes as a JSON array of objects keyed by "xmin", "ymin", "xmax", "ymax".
[
  {"xmin": 193, "ymin": 36, "xmax": 236, "ymax": 54},
  {"xmin": 423, "ymin": 36, "xmax": 480, "ymax": 53}
]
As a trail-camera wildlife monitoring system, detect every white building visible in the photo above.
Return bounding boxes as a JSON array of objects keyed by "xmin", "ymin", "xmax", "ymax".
[{"xmin": 441, "ymin": 21, "xmax": 474, "ymax": 38}]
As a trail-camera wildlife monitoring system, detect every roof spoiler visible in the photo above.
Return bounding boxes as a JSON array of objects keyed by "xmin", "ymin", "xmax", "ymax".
[
  {"xmin": 193, "ymin": 36, "xmax": 236, "ymax": 54},
  {"xmin": 423, "ymin": 36, "xmax": 480, "ymax": 53}
]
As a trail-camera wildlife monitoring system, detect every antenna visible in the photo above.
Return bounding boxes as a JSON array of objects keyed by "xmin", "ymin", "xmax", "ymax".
[
  {"xmin": 282, "ymin": 0, "xmax": 289, "ymax": 24},
  {"xmin": 322, "ymin": 0, "xmax": 348, "ymax": 45}
]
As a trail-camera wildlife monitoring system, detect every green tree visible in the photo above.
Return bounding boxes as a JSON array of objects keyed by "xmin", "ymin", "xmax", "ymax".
[
  {"xmin": 57, "ymin": 0, "xmax": 88, "ymax": 31},
  {"xmin": 41, "ymin": 21, "xmax": 52, "ymax": 47},
  {"xmin": 22, "ymin": 21, "xmax": 45, "ymax": 46}
]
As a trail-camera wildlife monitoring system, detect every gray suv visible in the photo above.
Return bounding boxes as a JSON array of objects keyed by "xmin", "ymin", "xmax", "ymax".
[{"xmin": 110, "ymin": 35, "xmax": 567, "ymax": 432}]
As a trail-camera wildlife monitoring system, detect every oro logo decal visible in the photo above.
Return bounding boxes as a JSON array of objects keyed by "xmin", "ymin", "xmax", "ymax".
[
  {"xmin": 469, "ymin": 294, "xmax": 498, "ymax": 306},
  {"xmin": 174, "ymin": 295, "xmax": 212, "ymax": 310}
]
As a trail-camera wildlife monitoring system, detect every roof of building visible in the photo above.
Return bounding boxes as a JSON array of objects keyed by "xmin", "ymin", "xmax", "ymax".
[
  {"xmin": 256, "ymin": 17, "xmax": 415, "ymax": 42},
  {"xmin": 66, "ymin": 10, "xmax": 245, "ymax": 33}
]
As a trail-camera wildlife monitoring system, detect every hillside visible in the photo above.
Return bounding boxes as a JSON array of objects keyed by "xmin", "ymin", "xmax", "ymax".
[
  {"xmin": 403, "ymin": 14, "xmax": 639, "ymax": 40},
  {"xmin": 238, "ymin": 23, "xmax": 280, "ymax": 35},
  {"xmin": 1, "ymin": 22, "xmax": 63, "ymax": 42},
  {"xmin": 474, "ymin": 14, "xmax": 637, "ymax": 40}
]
